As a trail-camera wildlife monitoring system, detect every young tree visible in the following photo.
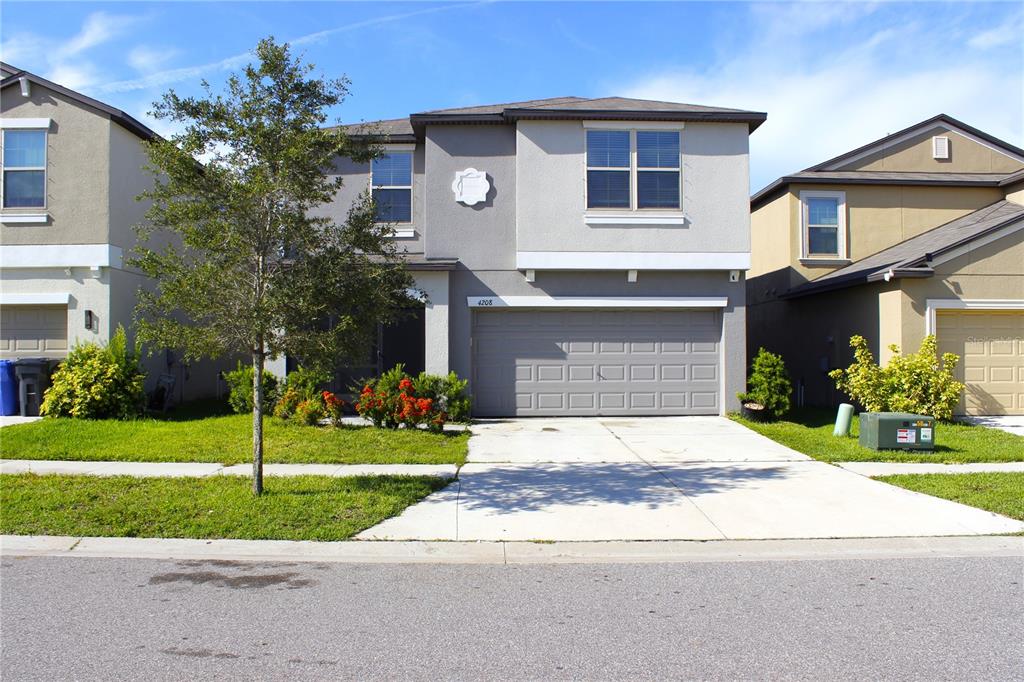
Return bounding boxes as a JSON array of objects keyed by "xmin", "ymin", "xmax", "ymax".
[{"xmin": 133, "ymin": 38, "xmax": 416, "ymax": 495}]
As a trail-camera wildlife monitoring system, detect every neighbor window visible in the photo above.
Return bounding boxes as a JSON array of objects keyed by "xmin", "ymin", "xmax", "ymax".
[
  {"xmin": 2, "ymin": 129, "xmax": 47, "ymax": 208},
  {"xmin": 586, "ymin": 128, "xmax": 681, "ymax": 210},
  {"xmin": 800, "ymin": 191, "xmax": 846, "ymax": 258},
  {"xmin": 371, "ymin": 152, "xmax": 412, "ymax": 223}
]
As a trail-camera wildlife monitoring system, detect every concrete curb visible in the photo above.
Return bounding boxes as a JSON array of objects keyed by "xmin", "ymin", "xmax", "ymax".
[
  {"xmin": 2, "ymin": 534, "xmax": 1021, "ymax": 565},
  {"xmin": 838, "ymin": 462, "xmax": 1024, "ymax": 476},
  {"xmin": 0, "ymin": 460, "xmax": 458, "ymax": 479}
]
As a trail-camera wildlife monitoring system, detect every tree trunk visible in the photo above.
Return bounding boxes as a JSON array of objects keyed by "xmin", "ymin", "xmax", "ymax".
[{"xmin": 252, "ymin": 348, "xmax": 265, "ymax": 496}]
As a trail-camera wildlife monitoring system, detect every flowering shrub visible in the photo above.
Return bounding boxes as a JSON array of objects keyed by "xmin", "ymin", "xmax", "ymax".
[
  {"xmin": 829, "ymin": 335, "xmax": 964, "ymax": 420},
  {"xmin": 355, "ymin": 365, "xmax": 468, "ymax": 432},
  {"xmin": 322, "ymin": 390, "xmax": 346, "ymax": 426},
  {"xmin": 273, "ymin": 387, "xmax": 303, "ymax": 420},
  {"xmin": 294, "ymin": 398, "xmax": 326, "ymax": 426}
]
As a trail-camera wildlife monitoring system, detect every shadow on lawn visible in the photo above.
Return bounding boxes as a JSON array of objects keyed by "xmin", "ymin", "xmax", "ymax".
[{"xmin": 454, "ymin": 463, "xmax": 789, "ymax": 514}]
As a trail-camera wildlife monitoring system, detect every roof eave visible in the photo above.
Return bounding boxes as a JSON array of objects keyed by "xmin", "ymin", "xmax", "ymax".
[
  {"xmin": 504, "ymin": 108, "xmax": 767, "ymax": 132},
  {"xmin": 752, "ymin": 175, "xmax": 1006, "ymax": 210}
]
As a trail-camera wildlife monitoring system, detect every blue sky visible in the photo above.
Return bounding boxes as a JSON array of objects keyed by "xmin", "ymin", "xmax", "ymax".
[{"xmin": 2, "ymin": 1, "xmax": 1021, "ymax": 191}]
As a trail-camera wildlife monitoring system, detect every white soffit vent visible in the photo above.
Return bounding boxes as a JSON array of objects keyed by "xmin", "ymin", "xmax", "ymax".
[{"xmin": 932, "ymin": 136, "xmax": 950, "ymax": 160}]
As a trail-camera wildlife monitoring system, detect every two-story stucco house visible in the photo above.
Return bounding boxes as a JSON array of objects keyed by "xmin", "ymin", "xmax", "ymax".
[
  {"xmin": 748, "ymin": 114, "xmax": 1024, "ymax": 415},
  {"xmin": 320, "ymin": 97, "xmax": 766, "ymax": 416},
  {"xmin": 0, "ymin": 62, "xmax": 220, "ymax": 401}
]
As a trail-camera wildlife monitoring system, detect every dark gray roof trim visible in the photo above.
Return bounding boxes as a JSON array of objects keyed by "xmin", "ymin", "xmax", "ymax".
[
  {"xmin": 803, "ymin": 114, "xmax": 1024, "ymax": 173},
  {"xmin": 0, "ymin": 61, "xmax": 157, "ymax": 141},
  {"xmin": 999, "ymin": 168, "xmax": 1024, "ymax": 187},
  {"xmin": 783, "ymin": 200, "xmax": 1024, "ymax": 299},
  {"xmin": 751, "ymin": 170, "xmax": 1011, "ymax": 208},
  {"xmin": 342, "ymin": 95, "xmax": 766, "ymax": 139}
]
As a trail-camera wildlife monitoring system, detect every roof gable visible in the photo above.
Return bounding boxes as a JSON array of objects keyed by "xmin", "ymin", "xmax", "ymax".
[
  {"xmin": 806, "ymin": 114, "xmax": 1024, "ymax": 172},
  {"xmin": 0, "ymin": 61, "xmax": 156, "ymax": 141}
]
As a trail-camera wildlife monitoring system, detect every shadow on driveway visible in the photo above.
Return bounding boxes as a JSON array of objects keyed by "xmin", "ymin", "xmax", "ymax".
[{"xmin": 455, "ymin": 463, "xmax": 789, "ymax": 515}]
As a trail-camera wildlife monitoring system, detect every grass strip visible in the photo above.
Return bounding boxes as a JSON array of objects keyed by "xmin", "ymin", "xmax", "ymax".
[
  {"xmin": 874, "ymin": 472, "xmax": 1024, "ymax": 522},
  {"xmin": 732, "ymin": 409, "xmax": 1024, "ymax": 463},
  {"xmin": 0, "ymin": 473, "xmax": 447, "ymax": 541}
]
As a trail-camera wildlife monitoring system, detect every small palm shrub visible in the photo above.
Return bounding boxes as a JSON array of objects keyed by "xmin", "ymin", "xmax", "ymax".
[
  {"xmin": 828, "ymin": 335, "xmax": 964, "ymax": 420},
  {"xmin": 40, "ymin": 325, "xmax": 146, "ymax": 420},
  {"xmin": 738, "ymin": 348, "xmax": 792, "ymax": 419},
  {"xmin": 224, "ymin": 362, "xmax": 279, "ymax": 415}
]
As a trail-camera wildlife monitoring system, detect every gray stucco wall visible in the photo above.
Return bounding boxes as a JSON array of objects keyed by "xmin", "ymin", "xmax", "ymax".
[
  {"xmin": 107, "ymin": 123, "xmax": 153, "ymax": 251},
  {"xmin": 1, "ymin": 84, "xmax": 111, "ymax": 245},
  {"xmin": 448, "ymin": 268, "xmax": 747, "ymax": 414},
  {"xmin": 423, "ymin": 125, "xmax": 517, "ymax": 270},
  {"xmin": 515, "ymin": 120, "xmax": 751, "ymax": 254},
  {"xmin": 316, "ymin": 145, "xmax": 425, "ymax": 254}
]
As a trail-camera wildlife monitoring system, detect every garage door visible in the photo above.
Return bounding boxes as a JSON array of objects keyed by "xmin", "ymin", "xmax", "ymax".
[
  {"xmin": 472, "ymin": 309, "xmax": 721, "ymax": 416},
  {"xmin": 936, "ymin": 310, "xmax": 1024, "ymax": 415},
  {"xmin": 0, "ymin": 305, "xmax": 68, "ymax": 358}
]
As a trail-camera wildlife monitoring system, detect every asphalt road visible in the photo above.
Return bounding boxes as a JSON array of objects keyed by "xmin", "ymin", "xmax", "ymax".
[{"xmin": 2, "ymin": 555, "xmax": 1022, "ymax": 680}]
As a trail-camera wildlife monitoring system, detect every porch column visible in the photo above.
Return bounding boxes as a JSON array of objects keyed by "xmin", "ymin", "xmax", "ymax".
[{"xmin": 414, "ymin": 271, "xmax": 450, "ymax": 374}]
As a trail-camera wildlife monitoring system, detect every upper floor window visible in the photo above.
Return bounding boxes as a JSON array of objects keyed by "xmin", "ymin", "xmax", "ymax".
[
  {"xmin": 800, "ymin": 191, "xmax": 847, "ymax": 259},
  {"xmin": 586, "ymin": 128, "xmax": 681, "ymax": 211},
  {"xmin": 2, "ymin": 129, "xmax": 47, "ymax": 208},
  {"xmin": 371, "ymin": 152, "xmax": 412, "ymax": 223}
]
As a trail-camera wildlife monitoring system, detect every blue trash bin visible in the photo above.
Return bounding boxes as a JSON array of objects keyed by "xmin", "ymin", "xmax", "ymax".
[{"xmin": 0, "ymin": 360, "xmax": 16, "ymax": 416}]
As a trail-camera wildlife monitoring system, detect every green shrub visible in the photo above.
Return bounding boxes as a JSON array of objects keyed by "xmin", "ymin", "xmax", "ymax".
[
  {"xmin": 829, "ymin": 335, "xmax": 964, "ymax": 420},
  {"xmin": 738, "ymin": 348, "xmax": 792, "ymax": 418},
  {"xmin": 40, "ymin": 326, "xmax": 146, "ymax": 420},
  {"xmin": 294, "ymin": 398, "xmax": 326, "ymax": 426},
  {"xmin": 413, "ymin": 371, "xmax": 472, "ymax": 423},
  {"xmin": 224, "ymin": 361, "xmax": 279, "ymax": 415},
  {"xmin": 285, "ymin": 366, "xmax": 331, "ymax": 400}
]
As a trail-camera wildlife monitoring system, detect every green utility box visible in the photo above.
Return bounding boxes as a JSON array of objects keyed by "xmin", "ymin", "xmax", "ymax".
[{"xmin": 859, "ymin": 412, "xmax": 935, "ymax": 451}]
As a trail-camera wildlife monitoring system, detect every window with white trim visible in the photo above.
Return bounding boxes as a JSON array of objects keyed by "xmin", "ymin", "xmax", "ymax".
[
  {"xmin": 2, "ymin": 129, "xmax": 47, "ymax": 208},
  {"xmin": 800, "ymin": 191, "xmax": 846, "ymax": 259},
  {"xmin": 586, "ymin": 129, "xmax": 681, "ymax": 211},
  {"xmin": 371, "ymin": 152, "xmax": 412, "ymax": 223}
]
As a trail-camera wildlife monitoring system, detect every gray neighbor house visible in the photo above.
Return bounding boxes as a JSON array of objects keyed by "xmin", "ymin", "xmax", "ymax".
[{"xmin": 318, "ymin": 97, "xmax": 766, "ymax": 417}]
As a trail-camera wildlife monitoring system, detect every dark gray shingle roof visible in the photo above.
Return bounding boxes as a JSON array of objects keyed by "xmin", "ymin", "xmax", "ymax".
[
  {"xmin": 784, "ymin": 200, "xmax": 1024, "ymax": 298},
  {"xmin": 339, "ymin": 96, "xmax": 766, "ymax": 139}
]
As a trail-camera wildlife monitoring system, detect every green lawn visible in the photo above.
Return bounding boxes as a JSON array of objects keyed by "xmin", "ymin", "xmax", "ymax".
[
  {"xmin": 0, "ymin": 400, "xmax": 468, "ymax": 465},
  {"xmin": 875, "ymin": 473, "xmax": 1024, "ymax": 522},
  {"xmin": 0, "ymin": 473, "xmax": 446, "ymax": 540},
  {"xmin": 732, "ymin": 409, "xmax": 1024, "ymax": 463}
]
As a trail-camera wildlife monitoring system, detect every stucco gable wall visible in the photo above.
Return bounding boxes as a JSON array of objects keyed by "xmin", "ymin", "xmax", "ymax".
[
  {"xmin": 837, "ymin": 126, "xmax": 1024, "ymax": 173},
  {"xmin": 1, "ymin": 82, "xmax": 111, "ymax": 245}
]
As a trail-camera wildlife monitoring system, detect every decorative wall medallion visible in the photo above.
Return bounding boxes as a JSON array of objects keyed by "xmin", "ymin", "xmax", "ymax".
[{"xmin": 452, "ymin": 168, "xmax": 490, "ymax": 206}]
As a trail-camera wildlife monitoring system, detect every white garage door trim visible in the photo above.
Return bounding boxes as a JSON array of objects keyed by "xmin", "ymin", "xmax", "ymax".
[
  {"xmin": 0, "ymin": 292, "xmax": 71, "ymax": 305},
  {"xmin": 925, "ymin": 299, "xmax": 1024, "ymax": 334},
  {"xmin": 468, "ymin": 295, "xmax": 728, "ymax": 308}
]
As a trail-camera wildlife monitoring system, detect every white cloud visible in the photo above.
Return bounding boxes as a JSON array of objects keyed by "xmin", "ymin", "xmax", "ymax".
[
  {"xmin": 96, "ymin": 1, "xmax": 482, "ymax": 95},
  {"xmin": 621, "ymin": 6, "xmax": 1024, "ymax": 191},
  {"xmin": 128, "ymin": 46, "xmax": 179, "ymax": 73},
  {"xmin": 967, "ymin": 12, "xmax": 1024, "ymax": 50},
  {"xmin": 0, "ymin": 11, "xmax": 143, "ymax": 91}
]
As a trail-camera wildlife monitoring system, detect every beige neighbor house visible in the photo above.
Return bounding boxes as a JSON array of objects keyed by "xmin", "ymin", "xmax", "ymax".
[
  {"xmin": 0, "ymin": 62, "xmax": 223, "ymax": 403},
  {"xmin": 748, "ymin": 114, "xmax": 1024, "ymax": 416}
]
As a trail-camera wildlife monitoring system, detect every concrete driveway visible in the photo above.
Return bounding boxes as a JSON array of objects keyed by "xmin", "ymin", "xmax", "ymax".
[{"xmin": 359, "ymin": 417, "xmax": 1024, "ymax": 541}]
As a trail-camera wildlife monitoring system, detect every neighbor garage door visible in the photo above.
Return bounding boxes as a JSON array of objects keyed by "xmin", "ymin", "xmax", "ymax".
[
  {"xmin": 0, "ymin": 305, "xmax": 69, "ymax": 358},
  {"xmin": 472, "ymin": 309, "xmax": 721, "ymax": 416},
  {"xmin": 936, "ymin": 310, "xmax": 1024, "ymax": 415}
]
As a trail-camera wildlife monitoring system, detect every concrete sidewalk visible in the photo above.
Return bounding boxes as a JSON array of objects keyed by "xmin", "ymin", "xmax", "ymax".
[
  {"xmin": 3, "ymin": 534, "xmax": 1021, "ymax": 565},
  {"xmin": 839, "ymin": 461, "xmax": 1024, "ymax": 476},
  {"xmin": 0, "ymin": 459, "xmax": 458, "ymax": 479}
]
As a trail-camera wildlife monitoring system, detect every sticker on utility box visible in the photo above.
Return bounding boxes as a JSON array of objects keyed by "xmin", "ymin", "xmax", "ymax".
[
  {"xmin": 920, "ymin": 427, "xmax": 933, "ymax": 442},
  {"xmin": 896, "ymin": 428, "xmax": 917, "ymax": 444}
]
